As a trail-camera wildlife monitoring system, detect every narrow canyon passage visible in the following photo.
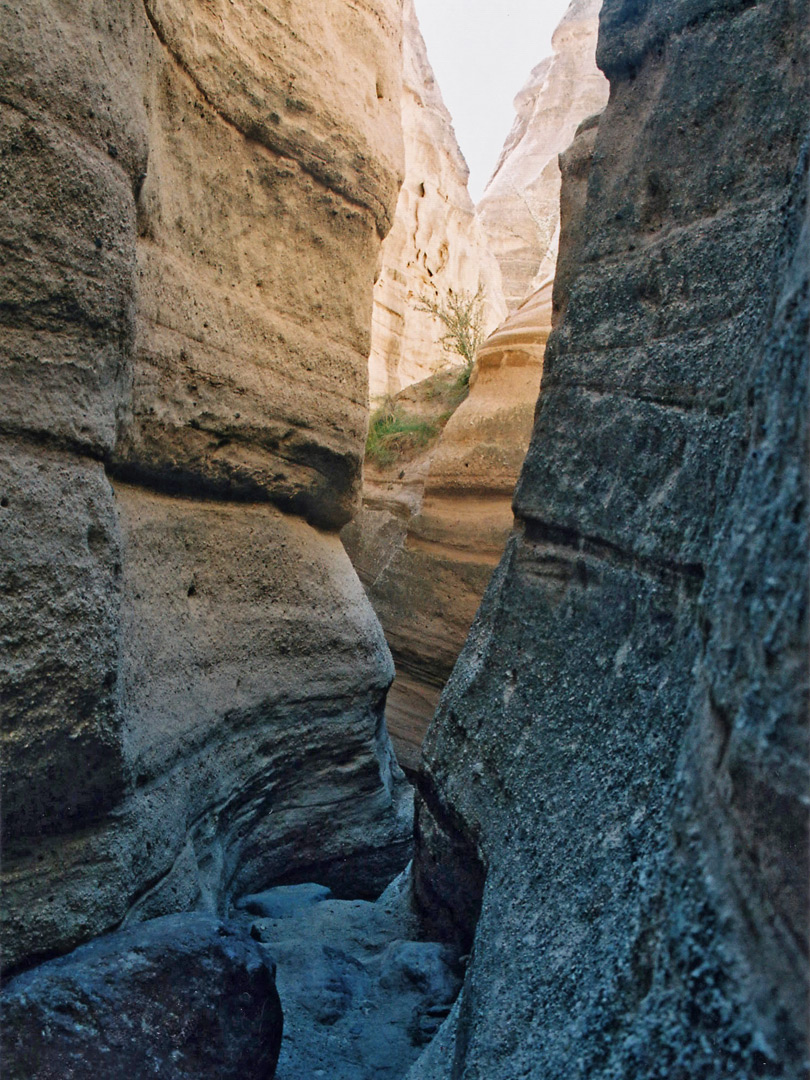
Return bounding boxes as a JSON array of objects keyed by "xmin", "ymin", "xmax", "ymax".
[
  {"xmin": 342, "ymin": 0, "xmax": 608, "ymax": 774},
  {"xmin": 1, "ymin": 0, "xmax": 807, "ymax": 1078}
]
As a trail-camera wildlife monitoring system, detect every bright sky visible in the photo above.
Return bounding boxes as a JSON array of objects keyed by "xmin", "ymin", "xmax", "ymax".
[{"xmin": 411, "ymin": 0, "xmax": 574, "ymax": 202}]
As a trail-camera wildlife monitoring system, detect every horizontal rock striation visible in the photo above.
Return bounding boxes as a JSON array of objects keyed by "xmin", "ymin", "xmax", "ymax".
[
  {"xmin": 346, "ymin": 290, "xmax": 549, "ymax": 772},
  {"xmin": 1, "ymin": 0, "xmax": 411, "ymax": 975},
  {"xmin": 412, "ymin": 1, "xmax": 809, "ymax": 1076},
  {"xmin": 368, "ymin": 0, "xmax": 506, "ymax": 400},
  {"xmin": 476, "ymin": 0, "xmax": 609, "ymax": 310}
]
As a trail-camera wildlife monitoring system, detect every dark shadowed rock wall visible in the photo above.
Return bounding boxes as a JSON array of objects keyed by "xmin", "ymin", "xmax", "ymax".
[
  {"xmin": 411, "ymin": 1, "xmax": 809, "ymax": 1076},
  {"xmin": 0, "ymin": 0, "xmax": 411, "ymax": 975}
]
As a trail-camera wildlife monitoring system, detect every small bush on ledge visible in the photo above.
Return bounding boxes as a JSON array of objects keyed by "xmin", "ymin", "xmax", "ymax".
[
  {"xmin": 416, "ymin": 286, "xmax": 486, "ymax": 378},
  {"xmin": 366, "ymin": 400, "xmax": 439, "ymax": 468}
]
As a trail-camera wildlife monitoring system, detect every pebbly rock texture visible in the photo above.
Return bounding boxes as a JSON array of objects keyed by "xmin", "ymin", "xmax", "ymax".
[
  {"xmin": 234, "ymin": 872, "xmax": 463, "ymax": 1080},
  {"xmin": 368, "ymin": 0, "xmax": 506, "ymax": 401},
  {"xmin": 412, "ymin": 2, "xmax": 809, "ymax": 1078},
  {"xmin": 476, "ymin": 0, "xmax": 609, "ymax": 310},
  {"xmin": 0, "ymin": 914, "xmax": 283, "ymax": 1080},
  {"xmin": 345, "ymin": 290, "xmax": 549, "ymax": 772},
  {"xmin": 1, "ymin": 0, "xmax": 411, "ymax": 977},
  {"xmin": 115, "ymin": 0, "xmax": 405, "ymax": 530}
]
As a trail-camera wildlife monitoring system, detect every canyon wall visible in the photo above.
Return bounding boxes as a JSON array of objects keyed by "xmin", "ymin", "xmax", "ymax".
[
  {"xmin": 413, "ymin": 0, "xmax": 809, "ymax": 1076},
  {"xmin": 477, "ymin": 0, "xmax": 608, "ymax": 309},
  {"xmin": 1, "ymin": 0, "xmax": 411, "ymax": 974},
  {"xmin": 349, "ymin": 0, "xmax": 611, "ymax": 771},
  {"xmin": 345, "ymin": 289, "xmax": 550, "ymax": 772},
  {"xmin": 368, "ymin": 0, "xmax": 506, "ymax": 400}
]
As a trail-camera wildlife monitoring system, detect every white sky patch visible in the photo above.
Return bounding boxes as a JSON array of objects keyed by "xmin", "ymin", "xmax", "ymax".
[{"xmin": 412, "ymin": 0, "xmax": 574, "ymax": 202}]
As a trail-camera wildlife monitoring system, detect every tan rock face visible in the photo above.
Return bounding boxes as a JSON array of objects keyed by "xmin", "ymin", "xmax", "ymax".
[
  {"xmin": 0, "ymin": 442, "xmax": 124, "ymax": 842},
  {"xmin": 115, "ymin": 0, "xmax": 406, "ymax": 530},
  {"xmin": 345, "ymin": 289, "xmax": 550, "ymax": 771},
  {"xmin": 368, "ymin": 0, "xmax": 506, "ymax": 400},
  {"xmin": 1, "ymin": 0, "xmax": 410, "ymax": 972},
  {"xmin": 476, "ymin": 0, "xmax": 608, "ymax": 309}
]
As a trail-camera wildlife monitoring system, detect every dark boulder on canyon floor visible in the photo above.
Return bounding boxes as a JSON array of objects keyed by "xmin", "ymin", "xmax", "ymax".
[{"xmin": 0, "ymin": 914, "xmax": 283, "ymax": 1080}]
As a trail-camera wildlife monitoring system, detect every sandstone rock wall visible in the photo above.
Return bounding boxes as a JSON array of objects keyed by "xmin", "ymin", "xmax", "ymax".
[
  {"xmin": 345, "ymin": 288, "xmax": 549, "ymax": 772},
  {"xmin": 476, "ymin": 0, "xmax": 609, "ymax": 309},
  {"xmin": 368, "ymin": 0, "xmax": 506, "ymax": 400},
  {"xmin": 1, "ymin": 0, "xmax": 411, "ymax": 974},
  {"xmin": 412, "ymin": 1, "xmax": 809, "ymax": 1076}
]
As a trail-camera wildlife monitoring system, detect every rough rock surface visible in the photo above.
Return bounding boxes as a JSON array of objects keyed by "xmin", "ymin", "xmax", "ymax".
[
  {"xmin": 1, "ymin": 0, "xmax": 411, "ymax": 974},
  {"xmin": 0, "ymin": 914, "xmax": 283, "ymax": 1080},
  {"xmin": 345, "ymin": 291, "xmax": 548, "ymax": 771},
  {"xmin": 368, "ymin": 0, "xmax": 506, "ymax": 400},
  {"xmin": 476, "ymin": 0, "xmax": 609, "ymax": 309},
  {"xmin": 232, "ymin": 873, "xmax": 462, "ymax": 1080},
  {"xmin": 412, "ymin": 2, "xmax": 809, "ymax": 1077}
]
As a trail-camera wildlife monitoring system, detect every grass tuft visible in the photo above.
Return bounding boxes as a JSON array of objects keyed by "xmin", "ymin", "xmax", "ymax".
[{"xmin": 366, "ymin": 400, "xmax": 440, "ymax": 468}]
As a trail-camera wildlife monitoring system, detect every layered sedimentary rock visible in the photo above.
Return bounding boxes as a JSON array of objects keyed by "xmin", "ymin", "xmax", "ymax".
[
  {"xmin": 1, "ymin": 0, "xmax": 411, "ymax": 974},
  {"xmin": 345, "ymin": 289, "xmax": 549, "ymax": 771},
  {"xmin": 412, "ymin": 2, "xmax": 809, "ymax": 1077},
  {"xmin": 368, "ymin": 0, "xmax": 506, "ymax": 400},
  {"xmin": 476, "ymin": 0, "xmax": 608, "ymax": 309}
]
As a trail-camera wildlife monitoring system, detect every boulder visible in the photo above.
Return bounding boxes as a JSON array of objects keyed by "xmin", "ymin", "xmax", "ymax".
[
  {"xmin": 0, "ymin": 914, "xmax": 283, "ymax": 1080},
  {"xmin": 238, "ymin": 873, "xmax": 462, "ymax": 1079},
  {"xmin": 235, "ymin": 883, "xmax": 333, "ymax": 920}
]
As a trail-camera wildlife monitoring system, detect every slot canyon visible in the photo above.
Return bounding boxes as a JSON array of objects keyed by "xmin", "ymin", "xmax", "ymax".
[{"xmin": 0, "ymin": 1, "xmax": 807, "ymax": 1079}]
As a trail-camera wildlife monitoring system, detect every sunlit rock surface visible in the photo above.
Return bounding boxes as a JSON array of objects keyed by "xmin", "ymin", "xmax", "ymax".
[
  {"xmin": 0, "ymin": 0, "xmax": 411, "ymax": 974},
  {"xmin": 345, "ymin": 289, "xmax": 550, "ymax": 772},
  {"xmin": 368, "ymin": 0, "xmax": 506, "ymax": 400},
  {"xmin": 412, "ymin": 0, "xmax": 809, "ymax": 1075},
  {"xmin": 476, "ymin": 0, "xmax": 608, "ymax": 310}
]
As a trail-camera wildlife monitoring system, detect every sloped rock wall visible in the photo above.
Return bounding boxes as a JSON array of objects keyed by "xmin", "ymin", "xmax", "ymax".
[
  {"xmin": 368, "ymin": 0, "xmax": 506, "ymax": 400},
  {"xmin": 1, "ymin": 0, "xmax": 410, "ymax": 974},
  {"xmin": 412, "ymin": 1, "xmax": 809, "ymax": 1076},
  {"xmin": 477, "ymin": 0, "xmax": 608, "ymax": 309}
]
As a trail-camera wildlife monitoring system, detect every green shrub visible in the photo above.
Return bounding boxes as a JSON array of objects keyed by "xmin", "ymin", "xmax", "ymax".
[
  {"xmin": 365, "ymin": 400, "xmax": 439, "ymax": 468},
  {"xmin": 416, "ymin": 287, "xmax": 486, "ymax": 378}
]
